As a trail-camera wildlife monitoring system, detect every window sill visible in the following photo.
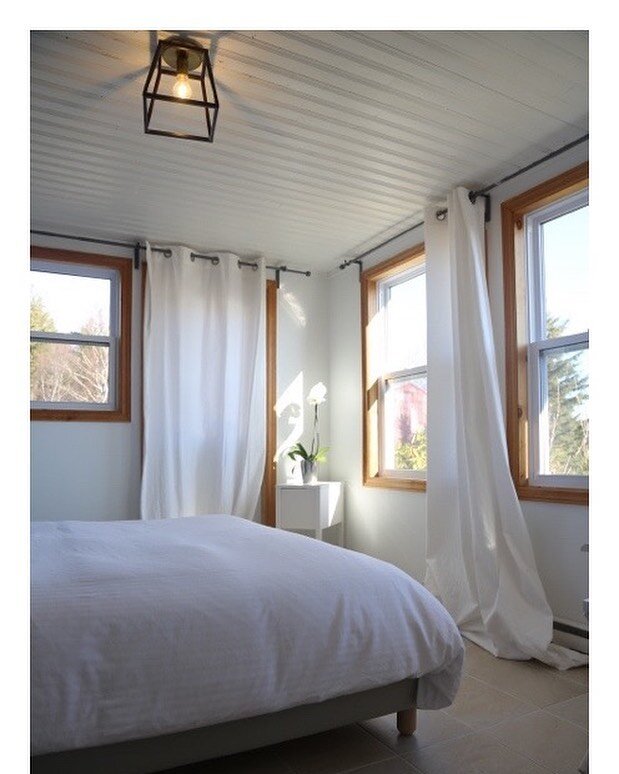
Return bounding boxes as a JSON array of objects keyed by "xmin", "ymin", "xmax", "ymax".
[
  {"xmin": 31, "ymin": 408, "xmax": 131, "ymax": 422},
  {"xmin": 516, "ymin": 483, "xmax": 588, "ymax": 506},
  {"xmin": 363, "ymin": 475, "xmax": 426, "ymax": 492}
]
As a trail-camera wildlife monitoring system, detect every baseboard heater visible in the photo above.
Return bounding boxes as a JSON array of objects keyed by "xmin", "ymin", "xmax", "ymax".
[{"xmin": 553, "ymin": 621, "xmax": 589, "ymax": 639}]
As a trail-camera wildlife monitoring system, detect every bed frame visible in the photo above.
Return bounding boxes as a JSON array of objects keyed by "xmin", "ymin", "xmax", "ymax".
[{"xmin": 31, "ymin": 678, "xmax": 418, "ymax": 774}]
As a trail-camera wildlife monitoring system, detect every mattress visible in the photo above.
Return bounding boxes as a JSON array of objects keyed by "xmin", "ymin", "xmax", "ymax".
[{"xmin": 31, "ymin": 515, "xmax": 464, "ymax": 755}]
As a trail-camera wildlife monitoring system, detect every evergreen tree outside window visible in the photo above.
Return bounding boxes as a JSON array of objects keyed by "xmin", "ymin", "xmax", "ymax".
[
  {"xmin": 501, "ymin": 163, "xmax": 588, "ymax": 504},
  {"xmin": 526, "ymin": 190, "xmax": 588, "ymax": 488}
]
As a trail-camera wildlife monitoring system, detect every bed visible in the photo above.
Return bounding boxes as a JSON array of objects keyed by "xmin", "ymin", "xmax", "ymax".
[{"xmin": 31, "ymin": 515, "xmax": 464, "ymax": 774}]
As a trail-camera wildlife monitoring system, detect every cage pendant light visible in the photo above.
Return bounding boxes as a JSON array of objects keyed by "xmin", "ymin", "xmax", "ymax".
[{"xmin": 143, "ymin": 36, "xmax": 219, "ymax": 142}]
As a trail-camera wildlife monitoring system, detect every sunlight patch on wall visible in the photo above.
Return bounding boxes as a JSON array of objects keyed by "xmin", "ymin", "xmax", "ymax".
[
  {"xmin": 275, "ymin": 371, "xmax": 304, "ymax": 482},
  {"xmin": 280, "ymin": 287, "xmax": 307, "ymax": 328}
]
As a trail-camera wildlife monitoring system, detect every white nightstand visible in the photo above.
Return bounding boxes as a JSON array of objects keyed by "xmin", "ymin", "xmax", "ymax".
[{"xmin": 276, "ymin": 482, "xmax": 344, "ymax": 543}]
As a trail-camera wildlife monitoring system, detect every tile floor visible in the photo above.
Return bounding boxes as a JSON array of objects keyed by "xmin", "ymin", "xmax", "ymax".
[{"xmin": 164, "ymin": 640, "xmax": 588, "ymax": 774}]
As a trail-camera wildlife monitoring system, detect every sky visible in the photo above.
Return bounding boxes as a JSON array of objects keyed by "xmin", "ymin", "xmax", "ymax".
[
  {"xmin": 384, "ymin": 271, "xmax": 427, "ymax": 373},
  {"xmin": 30, "ymin": 271, "xmax": 110, "ymax": 335},
  {"xmin": 541, "ymin": 204, "xmax": 588, "ymax": 337}
]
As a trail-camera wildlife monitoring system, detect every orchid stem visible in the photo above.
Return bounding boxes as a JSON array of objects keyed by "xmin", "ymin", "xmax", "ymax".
[{"xmin": 310, "ymin": 404, "xmax": 318, "ymax": 457}]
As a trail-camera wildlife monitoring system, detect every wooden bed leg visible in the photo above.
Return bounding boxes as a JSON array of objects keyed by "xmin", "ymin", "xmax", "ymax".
[{"xmin": 397, "ymin": 707, "xmax": 417, "ymax": 736}]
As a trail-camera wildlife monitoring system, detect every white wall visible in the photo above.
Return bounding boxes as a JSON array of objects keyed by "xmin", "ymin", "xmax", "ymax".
[
  {"xmin": 30, "ymin": 239, "xmax": 143, "ymax": 522},
  {"xmin": 276, "ymin": 272, "xmax": 331, "ymax": 484},
  {"xmin": 328, "ymin": 142, "xmax": 589, "ymax": 630},
  {"xmin": 274, "ymin": 271, "xmax": 339, "ymax": 543}
]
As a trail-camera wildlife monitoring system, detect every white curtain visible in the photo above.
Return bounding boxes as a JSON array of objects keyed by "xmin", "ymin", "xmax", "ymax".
[
  {"xmin": 425, "ymin": 188, "xmax": 586, "ymax": 669},
  {"xmin": 141, "ymin": 245, "xmax": 266, "ymax": 521}
]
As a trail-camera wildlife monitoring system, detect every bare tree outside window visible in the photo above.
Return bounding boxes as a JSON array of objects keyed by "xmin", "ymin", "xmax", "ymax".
[
  {"xmin": 30, "ymin": 247, "xmax": 131, "ymax": 422},
  {"xmin": 30, "ymin": 296, "xmax": 110, "ymax": 404}
]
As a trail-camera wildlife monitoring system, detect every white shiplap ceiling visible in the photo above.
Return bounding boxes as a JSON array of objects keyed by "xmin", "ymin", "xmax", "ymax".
[{"xmin": 31, "ymin": 30, "xmax": 588, "ymax": 272}]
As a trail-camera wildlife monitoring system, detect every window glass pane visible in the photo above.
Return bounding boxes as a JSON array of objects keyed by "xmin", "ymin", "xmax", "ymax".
[
  {"xmin": 30, "ymin": 341, "xmax": 110, "ymax": 404},
  {"xmin": 30, "ymin": 270, "xmax": 111, "ymax": 336},
  {"xmin": 383, "ymin": 272, "xmax": 426, "ymax": 372},
  {"xmin": 541, "ymin": 346, "xmax": 588, "ymax": 476},
  {"xmin": 383, "ymin": 374, "xmax": 427, "ymax": 471},
  {"xmin": 542, "ymin": 205, "xmax": 588, "ymax": 338}
]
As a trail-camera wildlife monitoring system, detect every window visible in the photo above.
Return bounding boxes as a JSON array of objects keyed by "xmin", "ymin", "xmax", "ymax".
[
  {"xmin": 501, "ymin": 163, "xmax": 588, "ymax": 504},
  {"xmin": 30, "ymin": 246, "xmax": 132, "ymax": 421},
  {"xmin": 361, "ymin": 244, "xmax": 427, "ymax": 490}
]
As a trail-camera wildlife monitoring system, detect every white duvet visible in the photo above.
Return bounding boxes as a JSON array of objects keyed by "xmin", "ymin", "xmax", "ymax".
[{"xmin": 31, "ymin": 516, "xmax": 463, "ymax": 755}]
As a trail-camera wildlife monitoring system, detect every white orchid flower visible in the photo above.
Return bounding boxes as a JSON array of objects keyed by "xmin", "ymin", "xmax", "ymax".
[{"xmin": 307, "ymin": 382, "xmax": 327, "ymax": 405}]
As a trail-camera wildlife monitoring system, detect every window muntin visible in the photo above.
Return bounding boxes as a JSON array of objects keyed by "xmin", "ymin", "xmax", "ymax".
[
  {"xmin": 30, "ymin": 248, "xmax": 131, "ymax": 421},
  {"xmin": 525, "ymin": 188, "xmax": 589, "ymax": 489}
]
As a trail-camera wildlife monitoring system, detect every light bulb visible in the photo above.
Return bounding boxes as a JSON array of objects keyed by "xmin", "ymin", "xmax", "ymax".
[{"xmin": 173, "ymin": 74, "xmax": 192, "ymax": 100}]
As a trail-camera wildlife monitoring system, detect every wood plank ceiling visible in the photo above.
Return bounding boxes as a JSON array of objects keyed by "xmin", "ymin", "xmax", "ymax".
[{"xmin": 31, "ymin": 30, "xmax": 588, "ymax": 272}]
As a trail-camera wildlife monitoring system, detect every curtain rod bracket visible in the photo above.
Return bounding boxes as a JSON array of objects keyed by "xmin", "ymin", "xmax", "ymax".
[
  {"xmin": 469, "ymin": 192, "xmax": 491, "ymax": 223},
  {"xmin": 338, "ymin": 257, "xmax": 363, "ymax": 280}
]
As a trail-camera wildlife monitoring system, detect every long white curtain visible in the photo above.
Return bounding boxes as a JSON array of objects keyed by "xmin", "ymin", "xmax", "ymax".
[
  {"xmin": 425, "ymin": 188, "xmax": 586, "ymax": 669},
  {"xmin": 141, "ymin": 245, "xmax": 266, "ymax": 521}
]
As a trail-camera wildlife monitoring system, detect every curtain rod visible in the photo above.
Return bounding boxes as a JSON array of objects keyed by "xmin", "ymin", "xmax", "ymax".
[
  {"xmin": 339, "ymin": 132, "xmax": 589, "ymax": 276},
  {"xmin": 468, "ymin": 133, "xmax": 588, "ymax": 200},
  {"xmin": 338, "ymin": 219, "xmax": 425, "ymax": 277},
  {"xmin": 29, "ymin": 230, "xmax": 312, "ymax": 284}
]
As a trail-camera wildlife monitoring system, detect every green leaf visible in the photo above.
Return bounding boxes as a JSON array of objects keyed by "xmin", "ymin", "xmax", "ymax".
[
  {"xmin": 287, "ymin": 443, "xmax": 309, "ymax": 461},
  {"xmin": 288, "ymin": 441, "xmax": 330, "ymax": 462},
  {"xmin": 294, "ymin": 442, "xmax": 310, "ymax": 459}
]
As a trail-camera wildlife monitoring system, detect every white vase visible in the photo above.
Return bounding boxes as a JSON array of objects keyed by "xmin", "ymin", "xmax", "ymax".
[{"xmin": 301, "ymin": 459, "xmax": 318, "ymax": 484}]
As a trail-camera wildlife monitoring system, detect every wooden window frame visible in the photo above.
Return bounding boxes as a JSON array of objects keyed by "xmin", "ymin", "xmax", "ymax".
[
  {"xmin": 501, "ymin": 162, "xmax": 588, "ymax": 505},
  {"xmin": 262, "ymin": 279, "xmax": 277, "ymax": 526},
  {"xmin": 361, "ymin": 244, "xmax": 427, "ymax": 491},
  {"xmin": 30, "ymin": 246, "xmax": 132, "ymax": 422}
]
